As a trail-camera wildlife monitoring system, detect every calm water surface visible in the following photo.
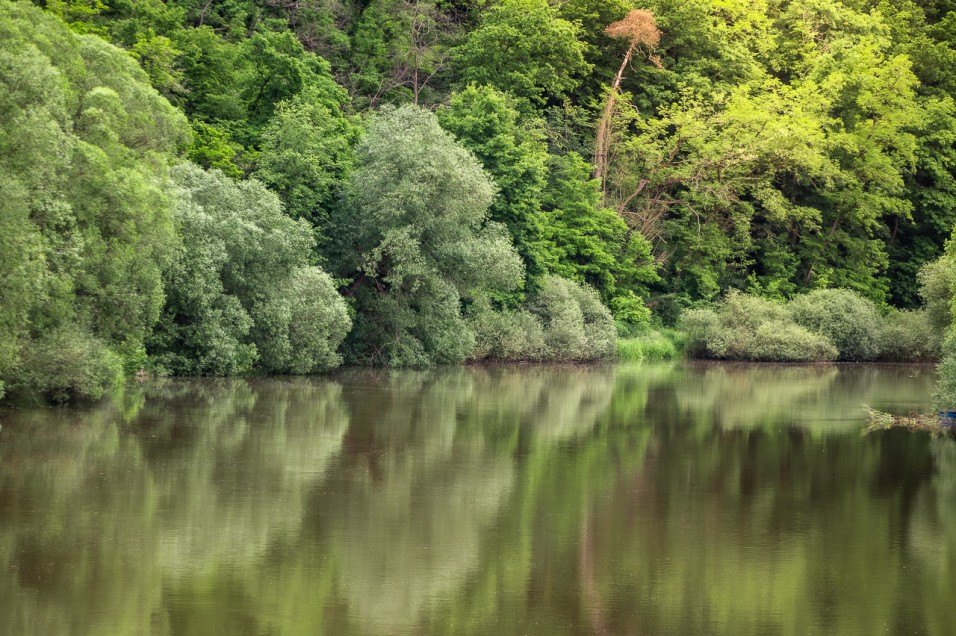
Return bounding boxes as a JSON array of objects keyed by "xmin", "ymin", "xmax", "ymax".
[{"xmin": 1, "ymin": 363, "xmax": 953, "ymax": 635}]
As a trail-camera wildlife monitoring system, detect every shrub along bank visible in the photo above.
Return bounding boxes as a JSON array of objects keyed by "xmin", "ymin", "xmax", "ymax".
[{"xmin": 681, "ymin": 289, "xmax": 942, "ymax": 363}]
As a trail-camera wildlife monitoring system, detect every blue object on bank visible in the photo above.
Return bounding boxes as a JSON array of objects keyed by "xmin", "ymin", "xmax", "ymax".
[{"xmin": 938, "ymin": 411, "xmax": 956, "ymax": 426}]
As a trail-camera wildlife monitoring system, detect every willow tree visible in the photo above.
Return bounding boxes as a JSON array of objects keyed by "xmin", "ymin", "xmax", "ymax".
[
  {"xmin": 334, "ymin": 105, "xmax": 524, "ymax": 367},
  {"xmin": 593, "ymin": 9, "xmax": 661, "ymax": 198},
  {"xmin": 149, "ymin": 164, "xmax": 351, "ymax": 376}
]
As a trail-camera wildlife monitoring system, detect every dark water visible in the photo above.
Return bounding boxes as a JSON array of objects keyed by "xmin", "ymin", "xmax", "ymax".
[{"xmin": 1, "ymin": 363, "xmax": 953, "ymax": 635}]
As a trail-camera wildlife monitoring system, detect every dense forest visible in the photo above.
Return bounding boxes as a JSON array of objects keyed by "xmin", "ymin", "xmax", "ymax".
[{"xmin": 4, "ymin": 0, "xmax": 956, "ymax": 403}]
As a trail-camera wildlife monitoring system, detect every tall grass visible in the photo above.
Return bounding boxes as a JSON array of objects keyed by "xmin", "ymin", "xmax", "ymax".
[{"xmin": 617, "ymin": 329, "xmax": 686, "ymax": 362}]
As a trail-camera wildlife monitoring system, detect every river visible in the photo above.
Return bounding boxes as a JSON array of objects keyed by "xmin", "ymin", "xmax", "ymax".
[{"xmin": 0, "ymin": 363, "xmax": 952, "ymax": 635}]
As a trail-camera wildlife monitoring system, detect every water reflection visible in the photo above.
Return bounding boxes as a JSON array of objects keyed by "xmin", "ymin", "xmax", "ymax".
[{"xmin": 0, "ymin": 364, "xmax": 952, "ymax": 635}]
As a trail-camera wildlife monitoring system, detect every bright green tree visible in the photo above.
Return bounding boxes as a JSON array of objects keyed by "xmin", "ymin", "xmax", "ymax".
[
  {"xmin": 541, "ymin": 152, "xmax": 659, "ymax": 325},
  {"xmin": 255, "ymin": 87, "xmax": 361, "ymax": 245},
  {"xmin": 452, "ymin": 0, "xmax": 591, "ymax": 110},
  {"xmin": 0, "ymin": 1, "xmax": 188, "ymax": 401},
  {"xmin": 438, "ymin": 85, "xmax": 550, "ymax": 288},
  {"xmin": 439, "ymin": 86, "xmax": 657, "ymax": 324}
]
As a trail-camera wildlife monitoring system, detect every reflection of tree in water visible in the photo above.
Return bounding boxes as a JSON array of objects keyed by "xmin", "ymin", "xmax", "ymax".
[
  {"xmin": 909, "ymin": 437, "xmax": 956, "ymax": 635},
  {"xmin": 0, "ymin": 378, "xmax": 350, "ymax": 635},
  {"xmin": 467, "ymin": 366, "xmax": 616, "ymax": 443},
  {"xmin": 2, "ymin": 365, "xmax": 946, "ymax": 635},
  {"xmin": 328, "ymin": 369, "xmax": 513, "ymax": 634},
  {"xmin": 398, "ymin": 366, "xmax": 649, "ymax": 635},
  {"xmin": 409, "ymin": 365, "xmax": 946, "ymax": 636},
  {"xmin": 324, "ymin": 366, "xmax": 620, "ymax": 634},
  {"xmin": 141, "ymin": 379, "xmax": 350, "ymax": 573},
  {"xmin": 574, "ymin": 425, "xmax": 945, "ymax": 636},
  {"xmin": 0, "ymin": 398, "xmax": 158, "ymax": 636},
  {"xmin": 663, "ymin": 364, "xmax": 936, "ymax": 434}
]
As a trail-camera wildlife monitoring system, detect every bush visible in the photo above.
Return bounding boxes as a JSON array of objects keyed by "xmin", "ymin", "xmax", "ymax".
[
  {"xmin": 467, "ymin": 277, "xmax": 616, "ymax": 362},
  {"xmin": 252, "ymin": 267, "xmax": 352, "ymax": 374},
  {"xmin": 878, "ymin": 309, "xmax": 941, "ymax": 362},
  {"xmin": 680, "ymin": 291, "xmax": 837, "ymax": 361},
  {"xmin": 569, "ymin": 279, "xmax": 617, "ymax": 359},
  {"xmin": 467, "ymin": 298, "xmax": 546, "ymax": 361},
  {"xmin": 749, "ymin": 321, "xmax": 838, "ymax": 362},
  {"xmin": 789, "ymin": 289, "xmax": 882, "ymax": 361},
  {"xmin": 918, "ymin": 256, "xmax": 956, "ymax": 333},
  {"xmin": 680, "ymin": 287, "xmax": 946, "ymax": 363},
  {"xmin": 934, "ymin": 335, "xmax": 956, "ymax": 411},
  {"xmin": 14, "ymin": 329, "xmax": 123, "ymax": 402},
  {"xmin": 527, "ymin": 276, "xmax": 616, "ymax": 360},
  {"xmin": 679, "ymin": 308, "xmax": 721, "ymax": 358}
]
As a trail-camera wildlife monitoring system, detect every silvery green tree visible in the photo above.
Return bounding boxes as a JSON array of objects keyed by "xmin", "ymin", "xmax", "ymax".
[
  {"xmin": 334, "ymin": 105, "xmax": 524, "ymax": 366},
  {"xmin": 149, "ymin": 164, "xmax": 351, "ymax": 375}
]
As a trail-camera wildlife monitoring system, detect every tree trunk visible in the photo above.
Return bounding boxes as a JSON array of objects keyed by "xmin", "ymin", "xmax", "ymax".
[{"xmin": 594, "ymin": 43, "xmax": 634, "ymax": 202}]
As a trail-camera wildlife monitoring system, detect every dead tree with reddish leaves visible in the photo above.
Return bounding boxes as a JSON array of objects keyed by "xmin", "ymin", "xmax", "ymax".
[{"xmin": 594, "ymin": 9, "xmax": 661, "ymax": 201}]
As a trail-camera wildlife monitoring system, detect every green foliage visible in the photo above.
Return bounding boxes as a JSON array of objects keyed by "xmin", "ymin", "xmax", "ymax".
[
  {"xmin": 616, "ymin": 330, "xmax": 682, "ymax": 362},
  {"xmin": 681, "ymin": 291, "xmax": 839, "ymax": 361},
  {"xmin": 934, "ymin": 334, "xmax": 956, "ymax": 410},
  {"xmin": 885, "ymin": 97, "xmax": 956, "ymax": 307},
  {"xmin": 186, "ymin": 120, "xmax": 245, "ymax": 179},
  {"xmin": 0, "ymin": 1, "xmax": 188, "ymax": 400},
  {"xmin": 347, "ymin": 0, "xmax": 460, "ymax": 106},
  {"xmin": 467, "ymin": 298, "xmax": 547, "ymax": 361},
  {"xmin": 682, "ymin": 310, "xmax": 838, "ymax": 362},
  {"xmin": 438, "ymin": 85, "xmax": 550, "ymax": 287},
  {"xmin": 789, "ymin": 289, "xmax": 883, "ymax": 361},
  {"xmin": 603, "ymin": 0, "xmax": 927, "ymax": 308},
  {"xmin": 14, "ymin": 0, "xmax": 956, "ymax": 396},
  {"xmin": 38, "ymin": 0, "xmax": 108, "ymax": 33},
  {"xmin": 526, "ymin": 275, "xmax": 616, "ymax": 360},
  {"xmin": 148, "ymin": 163, "xmax": 350, "ymax": 375},
  {"xmin": 540, "ymin": 152, "xmax": 658, "ymax": 325},
  {"xmin": 919, "ymin": 253, "xmax": 956, "ymax": 333},
  {"xmin": 469, "ymin": 276, "xmax": 617, "ymax": 361},
  {"xmin": 681, "ymin": 287, "xmax": 943, "ymax": 362},
  {"xmin": 438, "ymin": 87, "xmax": 658, "ymax": 325},
  {"xmin": 14, "ymin": 327, "xmax": 123, "ymax": 403},
  {"xmin": 239, "ymin": 31, "xmax": 346, "ymax": 132},
  {"xmin": 930, "ymin": 230, "xmax": 956, "ymax": 408},
  {"xmin": 747, "ymin": 321, "xmax": 841, "ymax": 363},
  {"xmin": 104, "ymin": 18, "xmax": 350, "ymax": 157},
  {"xmin": 452, "ymin": 0, "xmax": 591, "ymax": 109},
  {"xmin": 879, "ymin": 309, "xmax": 941, "ymax": 362},
  {"xmin": 130, "ymin": 30, "xmax": 183, "ymax": 96},
  {"xmin": 255, "ymin": 87, "xmax": 360, "ymax": 241},
  {"xmin": 251, "ymin": 266, "xmax": 352, "ymax": 374},
  {"xmin": 262, "ymin": 0, "xmax": 351, "ymax": 65},
  {"xmin": 336, "ymin": 105, "xmax": 524, "ymax": 366}
]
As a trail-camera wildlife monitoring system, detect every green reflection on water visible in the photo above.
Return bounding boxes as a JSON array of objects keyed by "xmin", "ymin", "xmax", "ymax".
[{"xmin": 0, "ymin": 364, "xmax": 952, "ymax": 635}]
